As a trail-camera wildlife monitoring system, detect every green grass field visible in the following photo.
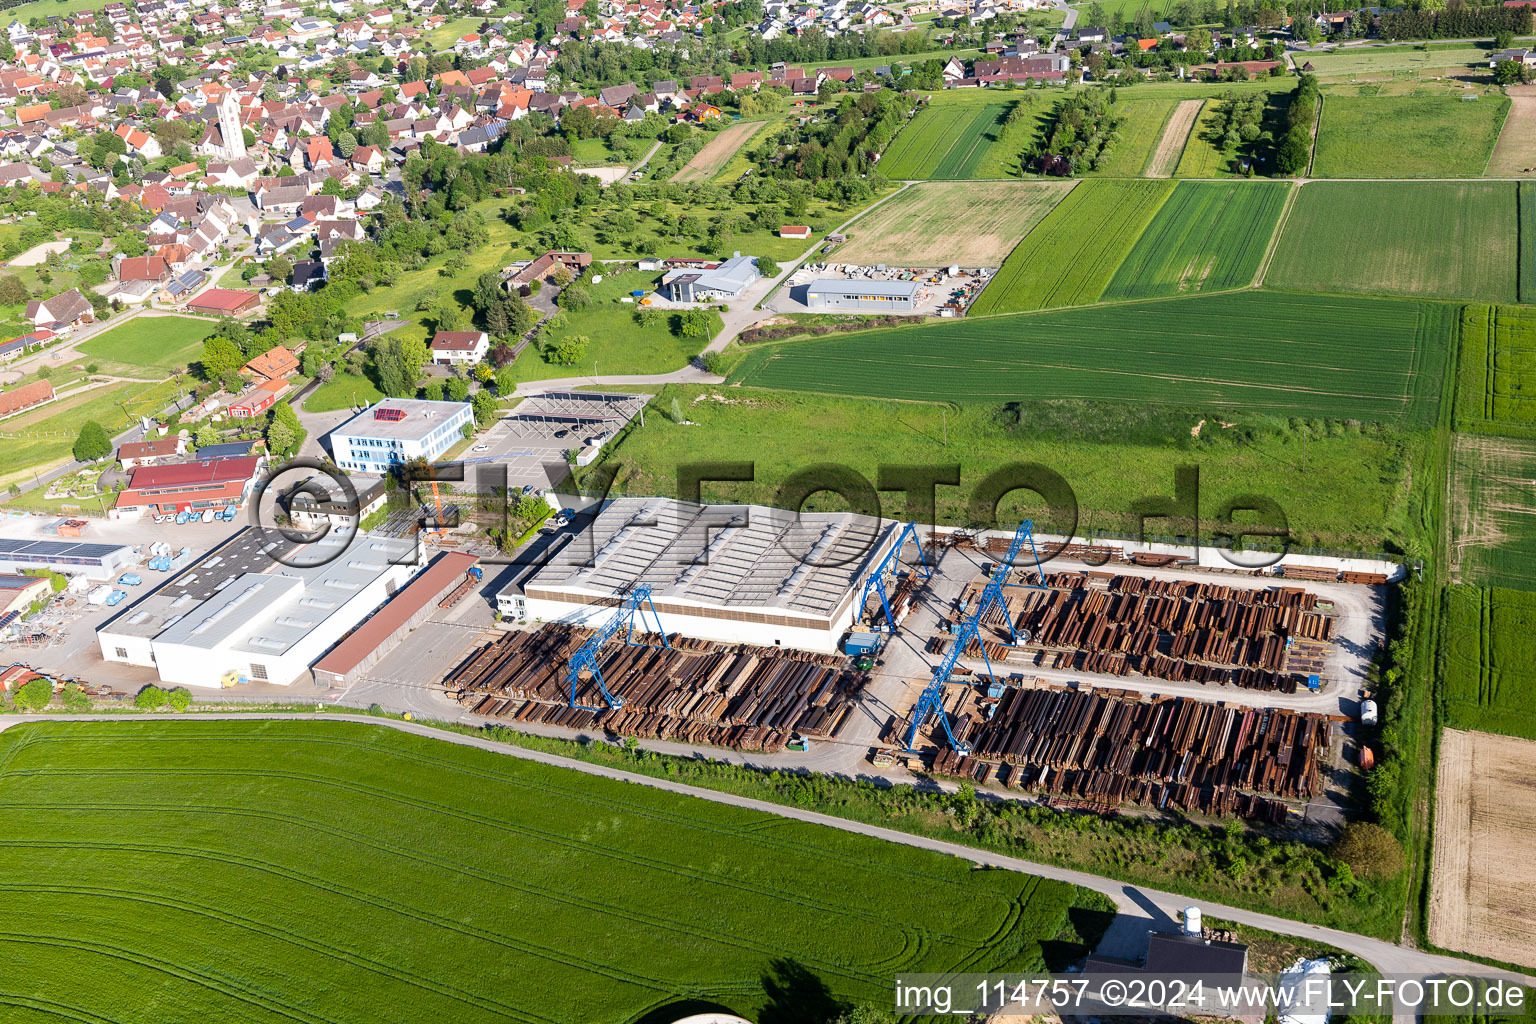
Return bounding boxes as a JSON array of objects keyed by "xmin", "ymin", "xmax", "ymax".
[
  {"xmin": 589, "ymin": 383, "xmax": 1415, "ymax": 552},
  {"xmin": 1520, "ymin": 182, "xmax": 1536, "ymax": 303},
  {"xmin": 304, "ymin": 372, "xmax": 383, "ymax": 413},
  {"xmin": 1455, "ymin": 304, "xmax": 1536, "ymax": 435},
  {"xmin": 1301, "ymin": 43, "xmax": 1499, "ymax": 78},
  {"xmin": 0, "ymin": 719, "xmax": 1084, "ymax": 1023},
  {"xmin": 879, "ymin": 99, "xmax": 1021, "ymax": 179},
  {"xmin": 1448, "ymin": 433, "xmax": 1536, "ymax": 590},
  {"xmin": 1443, "ymin": 586, "xmax": 1536, "ymax": 739},
  {"xmin": 1101, "ymin": 181, "xmax": 1290, "ymax": 300},
  {"xmin": 731, "ymin": 291, "xmax": 1454, "ymax": 424},
  {"xmin": 1173, "ymin": 100, "xmax": 1232, "ymax": 178},
  {"xmin": 969, "ymin": 179, "xmax": 1176, "ymax": 314},
  {"xmin": 75, "ymin": 315, "xmax": 214, "ymax": 377},
  {"xmin": 0, "ymin": 377, "xmax": 183, "ymax": 488},
  {"xmin": 511, "ymin": 270, "xmax": 719, "ymax": 384},
  {"xmin": 1311, "ymin": 94, "xmax": 1509, "ymax": 177},
  {"xmin": 1265, "ymin": 181, "xmax": 1518, "ymax": 302},
  {"xmin": 1089, "ymin": 97, "xmax": 1178, "ymax": 178}
]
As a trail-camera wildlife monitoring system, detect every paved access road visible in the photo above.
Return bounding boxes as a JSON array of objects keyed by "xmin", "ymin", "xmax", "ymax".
[{"xmin": 4, "ymin": 709, "xmax": 1532, "ymax": 1011}]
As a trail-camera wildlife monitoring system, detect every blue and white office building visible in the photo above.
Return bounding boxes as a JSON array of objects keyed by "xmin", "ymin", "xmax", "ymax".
[{"xmin": 327, "ymin": 398, "xmax": 473, "ymax": 474}]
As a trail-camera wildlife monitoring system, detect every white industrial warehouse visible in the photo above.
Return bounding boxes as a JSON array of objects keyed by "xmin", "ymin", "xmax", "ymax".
[
  {"xmin": 500, "ymin": 497, "xmax": 895, "ymax": 653},
  {"xmin": 97, "ymin": 528, "xmax": 422, "ymax": 688}
]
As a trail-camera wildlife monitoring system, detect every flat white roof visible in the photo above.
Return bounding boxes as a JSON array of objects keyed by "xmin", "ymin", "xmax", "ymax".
[
  {"xmin": 807, "ymin": 278, "xmax": 921, "ymax": 298},
  {"xmin": 148, "ymin": 534, "xmax": 419, "ymax": 657},
  {"xmin": 521, "ymin": 497, "xmax": 892, "ymax": 621},
  {"xmin": 330, "ymin": 398, "xmax": 471, "ymax": 442}
]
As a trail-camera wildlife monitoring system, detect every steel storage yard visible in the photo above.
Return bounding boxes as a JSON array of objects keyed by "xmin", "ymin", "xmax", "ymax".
[
  {"xmin": 503, "ymin": 497, "xmax": 896, "ymax": 653},
  {"xmin": 449, "ymin": 625, "xmax": 866, "ymax": 750},
  {"xmin": 312, "ymin": 551, "xmax": 480, "ymax": 688}
]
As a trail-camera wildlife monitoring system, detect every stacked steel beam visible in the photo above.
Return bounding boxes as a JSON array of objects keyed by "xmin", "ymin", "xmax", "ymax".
[
  {"xmin": 446, "ymin": 625, "xmax": 862, "ymax": 750},
  {"xmin": 921, "ymin": 684, "xmax": 1329, "ymax": 821}
]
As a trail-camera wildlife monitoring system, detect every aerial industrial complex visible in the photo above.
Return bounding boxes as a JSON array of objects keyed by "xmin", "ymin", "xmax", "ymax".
[{"xmin": 0, "ymin": 0, "xmax": 1528, "ymax": 1010}]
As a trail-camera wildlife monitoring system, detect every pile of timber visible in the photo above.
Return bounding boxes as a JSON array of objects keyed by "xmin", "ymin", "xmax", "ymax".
[
  {"xmin": 926, "ymin": 685, "xmax": 1328, "ymax": 820},
  {"xmin": 446, "ymin": 625, "xmax": 863, "ymax": 750}
]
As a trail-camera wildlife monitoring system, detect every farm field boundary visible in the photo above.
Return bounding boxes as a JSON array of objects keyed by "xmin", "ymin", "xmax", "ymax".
[
  {"xmin": 1447, "ymin": 434, "xmax": 1536, "ymax": 590},
  {"xmin": 671, "ymin": 120, "xmax": 763, "ymax": 182},
  {"xmin": 1265, "ymin": 181, "xmax": 1518, "ymax": 303},
  {"xmin": 879, "ymin": 98, "xmax": 1025, "ymax": 179},
  {"xmin": 1090, "ymin": 97, "xmax": 1178, "ymax": 177},
  {"xmin": 1310, "ymin": 94, "xmax": 1510, "ymax": 178},
  {"xmin": 1429, "ymin": 728, "xmax": 1536, "ymax": 970},
  {"xmin": 1148, "ymin": 99, "xmax": 1203, "ymax": 177},
  {"xmin": 1173, "ymin": 100, "xmax": 1230, "ymax": 178},
  {"xmin": 1456, "ymin": 304, "xmax": 1536, "ymax": 436},
  {"xmin": 1442, "ymin": 587, "xmax": 1536, "ymax": 737},
  {"xmin": 731, "ymin": 290, "xmax": 1453, "ymax": 423},
  {"xmin": 1101, "ymin": 181, "xmax": 1290, "ymax": 300},
  {"xmin": 0, "ymin": 718, "xmax": 1084, "ymax": 1024},
  {"xmin": 1488, "ymin": 85, "xmax": 1536, "ymax": 178},
  {"xmin": 833, "ymin": 180, "xmax": 1075, "ymax": 267},
  {"xmin": 969, "ymin": 179, "xmax": 1176, "ymax": 314}
]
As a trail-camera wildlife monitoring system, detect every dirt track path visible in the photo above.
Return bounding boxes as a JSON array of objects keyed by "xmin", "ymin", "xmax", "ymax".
[
  {"xmin": 1147, "ymin": 99, "xmax": 1203, "ymax": 178},
  {"xmin": 671, "ymin": 120, "xmax": 761, "ymax": 183},
  {"xmin": 1486, "ymin": 85, "xmax": 1536, "ymax": 177}
]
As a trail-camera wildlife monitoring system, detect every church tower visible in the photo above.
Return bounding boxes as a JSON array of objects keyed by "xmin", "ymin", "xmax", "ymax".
[{"xmin": 218, "ymin": 90, "xmax": 246, "ymax": 160}]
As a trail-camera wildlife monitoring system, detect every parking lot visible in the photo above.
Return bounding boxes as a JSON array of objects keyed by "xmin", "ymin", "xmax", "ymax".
[{"xmin": 459, "ymin": 391, "xmax": 648, "ymax": 491}]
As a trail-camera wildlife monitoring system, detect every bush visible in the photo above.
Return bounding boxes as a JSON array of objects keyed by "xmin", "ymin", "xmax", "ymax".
[
  {"xmin": 133, "ymin": 685, "xmax": 168, "ymax": 711},
  {"xmin": 166, "ymin": 687, "xmax": 192, "ymax": 712},
  {"xmin": 13, "ymin": 677, "xmax": 53, "ymax": 711},
  {"xmin": 1331, "ymin": 822, "xmax": 1404, "ymax": 880}
]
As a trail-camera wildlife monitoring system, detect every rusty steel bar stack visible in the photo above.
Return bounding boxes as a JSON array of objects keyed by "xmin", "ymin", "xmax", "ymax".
[
  {"xmin": 946, "ymin": 570, "xmax": 1335, "ymax": 693},
  {"xmin": 445, "ymin": 625, "xmax": 864, "ymax": 751},
  {"xmin": 917, "ymin": 683, "xmax": 1330, "ymax": 822}
]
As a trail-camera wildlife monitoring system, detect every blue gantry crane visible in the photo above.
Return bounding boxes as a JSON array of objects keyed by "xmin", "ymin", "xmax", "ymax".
[
  {"xmin": 904, "ymin": 519, "xmax": 1045, "ymax": 754},
  {"xmin": 856, "ymin": 521, "xmax": 932, "ymax": 631},
  {"xmin": 566, "ymin": 584, "xmax": 670, "ymax": 710}
]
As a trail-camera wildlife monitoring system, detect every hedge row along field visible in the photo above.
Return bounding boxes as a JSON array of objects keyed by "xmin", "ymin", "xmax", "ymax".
[
  {"xmin": 732, "ymin": 291, "xmax": 1454, "ymax": 423},
  {"xmin": 1310, "ymin": 93, "xmax": 1510, "ymax": 178},
  {"xmin": 970, "ymin": 179, "xmax": 1176, "ymax": 315},
  {"xmin": 1442, "ymin": 586, "xmax": 1536, "ymax": 740},
  {"xmin": 1265, "ymin": 181, "xmax": 1518, "ymax": 303},
  {"xmin": 1455, "ymin": 304, "xmax": 1536, "ymax": 436},
  {"xmin": 1102, "ymin": 181, "xmax": 1290, "ymax": 301},
  {"xmin": 0, "ymin": 720, "xmax": 1085, "ymax": 1024},
  {"xmin": 879, "ymin": 99, "xmax": 1019, "ymax": 179}
]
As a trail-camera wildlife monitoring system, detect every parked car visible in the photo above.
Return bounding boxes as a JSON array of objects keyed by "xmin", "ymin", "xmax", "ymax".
[{"xmin": 472, "ymin": 444, "xmax": 489, "ymax": 452}]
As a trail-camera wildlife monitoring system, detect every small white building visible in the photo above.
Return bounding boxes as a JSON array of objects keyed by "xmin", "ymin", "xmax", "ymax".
[
  {"xmin": 327, "ymin": 398, "xmax": 474, "ymax": 474},
  {"xmin": 501, "ymin": 497, "xmax": 896, "ymax": 653},
  {"xmin": 429, "ymin": 329, "xmax": 490, "ymax": 366},
  {"xmin": 659, "ymin": 253, "xmax": 760, "ymax": 303}
]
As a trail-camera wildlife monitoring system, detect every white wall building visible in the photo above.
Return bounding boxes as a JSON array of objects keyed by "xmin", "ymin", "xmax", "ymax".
[
  {"xmin": 327, "ymin": 398, "xmax": 473, "ymax": 474},
  {"xmin": 97, "ymin": 529, "xmax": 422, "ymax": 687},
  {"xmin": 500, "ymin": 497, "xmax": 895, "ymax": 654}
]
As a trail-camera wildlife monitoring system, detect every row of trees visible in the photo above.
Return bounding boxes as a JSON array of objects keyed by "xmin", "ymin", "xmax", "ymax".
[{"xmin": 1275, "ymin": 73, "xmax": 1319, "ymax": 176}]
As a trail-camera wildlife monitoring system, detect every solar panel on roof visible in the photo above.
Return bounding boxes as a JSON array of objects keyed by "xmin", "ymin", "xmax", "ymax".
[
  {"xmin": 0, "ymin": 539, "xmax": 125, "ymax": 559},
  {"xmin": 374, "ymin": 407, "xmax": 407, "ymax": 421}
]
